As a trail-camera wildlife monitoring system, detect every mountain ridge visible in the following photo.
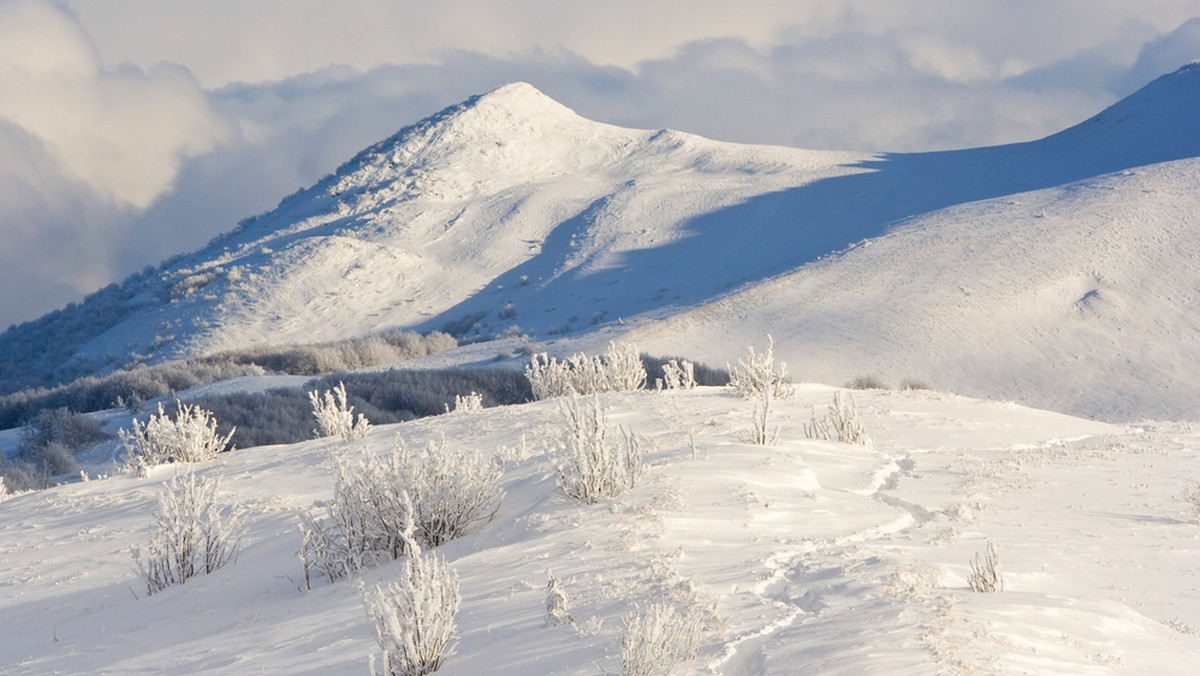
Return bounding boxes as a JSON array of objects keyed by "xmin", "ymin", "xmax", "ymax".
[{"xmin": 2, "ymin": 67, "xmax": 1199, "ymax": 420}]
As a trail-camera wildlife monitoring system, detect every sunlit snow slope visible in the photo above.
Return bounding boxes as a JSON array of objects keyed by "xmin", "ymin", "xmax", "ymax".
[
  {"xmin": 8, "ymin": 65, "xmax": 1200, "ymax": 420},
  {"xmin": 2, "ymin": 388, "xmax": 1197, "ymax": 674}
]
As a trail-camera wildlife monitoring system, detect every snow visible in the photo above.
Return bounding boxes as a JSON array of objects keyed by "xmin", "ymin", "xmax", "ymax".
[
  {"xmin": 38, "ymin": 65, "xmax": 1197, "ymax": 423},
  {"xmin": 2, "ymin": 386, "xmax": 1198, "ymax": 674}
]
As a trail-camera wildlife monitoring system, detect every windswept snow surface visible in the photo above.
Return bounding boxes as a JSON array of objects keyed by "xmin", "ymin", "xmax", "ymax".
[
  {"xmin": 11, "ymin": 64, "xmax": 1200, "ymax": 421},
  {"xmin": 1, "ymin": 387, "xmax": 1198, "ymax": 674}
]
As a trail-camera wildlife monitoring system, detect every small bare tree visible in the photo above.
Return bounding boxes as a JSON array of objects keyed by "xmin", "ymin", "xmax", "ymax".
[
  {"xmin": 554, "ymin": 396, "xmax": 643, "ymax": 504},
  {"xmin": 967, "ymin": 540, "xmax": 1003, "ymax": 593},
  {"xmin": 118, "ymin": 401, "xmax": 235, "ymax": 474},
  {"xmin": 728, "ymin": 335, "xmax": 794, "ymax": 400},
  {"xmin": 132, "ymin": 467, "xmax": 245, "ymax": 595},
  {"xmin": 309, "ymin": 381, "xmax": 371, "ymax": 440}
]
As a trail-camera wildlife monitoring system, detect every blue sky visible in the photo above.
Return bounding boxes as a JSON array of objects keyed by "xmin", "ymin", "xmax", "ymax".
[{"xmin": 2, "ymin": 0, "xmax": 1199, "ymax": 328}]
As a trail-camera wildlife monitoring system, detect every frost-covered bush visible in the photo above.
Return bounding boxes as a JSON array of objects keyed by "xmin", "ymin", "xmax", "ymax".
[
  {"xmin": 658, "ymin": 359, "xmax": 696, "ymax": 391},
  {"xmin": 119, "ymin": 401, "xmax": 235, "ymax": 473},
  {"xmin": 310, "ymin": 382, "xmax": 372, "ymax": 440},
  {"xmin": 967, "ymin": 540, "xmax": 1003, "ymax": 593},
  {"xmin": 545, "ymin": 571, "xmax": 574, "ymax": 627},
  {"xmin": 299, "ymin": 439, "xmax": 503, "ymax": 585},
  {"xmin": 526, "ymin": 343, "xmax": 647, "ymax": 400},
  {"xmin": 300, "ymin": 458, "xmax": 418, "ymax": 584},
  {"xmin": 132, "ymin": 467, "xmax": 245, "ymax": 595},
  {"xmin": 554, "ymin": 396, "xmax": 643, "ymax": 504},
  {"xmin": 641, "ymin": 355, "xmax": 729, "ymax": 388},
  {"xmin": 846, "ymin": 374, "xmax": 888, "ymax": 390},
  {"xmin": 727, "ymin": 335, "xmax": 795, "ymax": 400},
  {"xmin": 0, "ymin": 476, "xmax": 8, "ymax": 500},
  {"xmin": 444, "ymin": 392, "xmax": 483, "ymax": 414},
  {"xmin": 395, "ymin": 436, "xmax": 504, "ymax": 547},
  {"xmin": 803, "ymin": 392, "xmax": 872, "ymax": 449},
  {"xmin": 17, "ymin": 406, "xmax": 109, "ymax": 478},
  {"xmin": 620, "ymin": 601, "xmax": 706, "ymax": 676},
  {"xmin": 743, "ymin": 387, "xmax": 779, "ymax": 446},
  {"xmin": 364, "ymin": 535, "xmax": 460, "ymax": 676},
  {"xmin": 1181, "ymin": 478, "xmax": 1200, "ymax": 518}
]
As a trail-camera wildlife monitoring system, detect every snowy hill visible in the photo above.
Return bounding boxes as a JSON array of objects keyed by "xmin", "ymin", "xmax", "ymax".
[
  {"xmin": 3, "ymin": 66, "xmax": 1200, "ymax": 421},
  {"xmin": 2, "ymin": 387, "xmax": 1198, "ymax": 674}
]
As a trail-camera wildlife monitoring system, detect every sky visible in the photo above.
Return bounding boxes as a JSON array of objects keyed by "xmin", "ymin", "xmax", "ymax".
[{"xmin": 2, "ymin": 0, "xmax": 1200, "ymax": 329}]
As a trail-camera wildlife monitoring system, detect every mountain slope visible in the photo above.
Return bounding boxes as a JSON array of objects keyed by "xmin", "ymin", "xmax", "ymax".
[{"xmin": 2, "ymin": 66, "xmax": 1199, "ymax": 420}]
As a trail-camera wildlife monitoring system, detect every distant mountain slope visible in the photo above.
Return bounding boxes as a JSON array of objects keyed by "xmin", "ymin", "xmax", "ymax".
[
  {"xmin": 630, "ymin": 157, "xmax": 1200, "ymax": 421},
  {"xmin": 2, "ymin": 66, "xmax": 1198, "ymax": 420}
]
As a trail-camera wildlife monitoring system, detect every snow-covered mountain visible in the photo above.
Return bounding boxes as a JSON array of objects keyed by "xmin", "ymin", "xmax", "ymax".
[{"xmin": 4, "ymin": 65, "xmax": 1200, "ymax": 420}]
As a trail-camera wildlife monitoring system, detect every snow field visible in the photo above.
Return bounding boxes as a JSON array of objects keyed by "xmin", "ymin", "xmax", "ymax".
[{"xmin": 1, "ymin": 385, "xmax": 1197, "ymax": 673}]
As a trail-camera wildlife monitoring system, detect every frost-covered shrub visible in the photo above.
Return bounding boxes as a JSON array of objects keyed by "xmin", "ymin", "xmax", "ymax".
[
  {"xmin": 967, "ymin": 540, "xmax": 1003, "ymax": 593},
  {"xmin": 119, "ymin": 401, "xmax": 235, "ymax": 473},
  {"xmin": 554, "ymin": 396, "xmax": 643, "ymax": 504},
  {"xmin": 803, "ymin": 392, "xmax": 872, "ymax": 449},
  {"xmin": 190, "ymin": 368, "xmax": 530, "ymax": 450},
  {"xmin": 743, "ymin": 387, "xmax": 779, "ymax": 446},
  {"xmin": 546, "ymin": 571, "xmax": 574, "ymax": 627},
  {"xmin": 299, "ymin": 439, "xmax": 503, "ymax": 585},
  {"xmin": 132, "ymin": 468, "xmax": 245, "ymax": 595},
  {"xmin": 526, "ymin": 342, "xmax": 647, "ymax": 400},
  {"xmin": 899, "ymin": 377, "xmax": 930, "ymax": 391},
  {"xmin": 640, "ymin": 355, "xmax": 729, "ymax": 388},
  {"xmin": 395, "ymin": 436, "xmax": 504, "ymax": 547},
  {"xmin": 1181, "ymin": 478, "xmax": 1200, "ymax": 518},
  {"xmin": 0, "ymin": 456, "xmax": 46, "ymax": 492},
  {"xmin": 727, "ymin": 336, "xmax": 795, "ymax": 400},
  {"xmin": 846, "ymin": 374, "xmax": 888, "ymax": 390},
  {"xmin": 310, "ymin": 382, "xmax": 372, "ymax": 440},
  {"xmin": 658, "ymin": 359, "xmax": 696, "ymax": 391},
  {"xmin": 17, "ymin": 406, "xmax": 109, "ymax": 478},
  {"xmin": 444, "ymin": 392, "xmax": 483, "ymax": 414},
  {"xmin": 620, "ymin": 601, "xmax": 705, "ymax": 676},
  {"xmin": 364, "ymin": 538, "xmax": 460, "ymax": 676},
  {"xmin": 0, "ymin": 476, "xmax": 8, "ymax": 500},
  {"xmin": 300, "ymin": 458, "xmax": 417, "ymax": 584}
]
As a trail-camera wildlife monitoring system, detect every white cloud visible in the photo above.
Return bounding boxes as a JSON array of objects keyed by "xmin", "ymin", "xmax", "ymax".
[
  {"xmin": 0, "ymin": 0, "xmax": 230, "ymax": 207},
  {"xmin": 3, "ymin": 0, "xmax": 1200, "ymax": 329}
]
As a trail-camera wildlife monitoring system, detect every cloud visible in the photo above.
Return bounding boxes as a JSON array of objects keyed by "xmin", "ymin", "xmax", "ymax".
[
  {"xmin": 4, "ymin": 1, "xmax": 1200, "ymax": 330},
  {"xmin": 1122, "ymin": 17, "xmax": 1200, "ymax": 94},
  {"xmin": 0, "ymin": 0, "xmax": 231, "ymax": 327},
  {"xmin": 0, "ymin": 0, "xmax": 230, "ymax": 207}
]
